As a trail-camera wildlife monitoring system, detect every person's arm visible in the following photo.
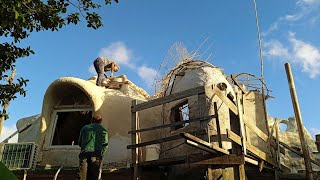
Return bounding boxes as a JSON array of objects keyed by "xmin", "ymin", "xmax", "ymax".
[{"xmin": 102, "ymin": 129, "xmax": 109, "ymax": 155}]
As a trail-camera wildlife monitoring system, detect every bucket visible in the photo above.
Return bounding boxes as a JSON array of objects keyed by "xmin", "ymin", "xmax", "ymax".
[{"xmin": 145, "ymin": 144, "xmax": 161, "ymax": 161}]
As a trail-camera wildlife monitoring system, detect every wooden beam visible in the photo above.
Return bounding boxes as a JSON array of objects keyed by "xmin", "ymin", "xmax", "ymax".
[
  {"xmin": 227, "ymin": 129, "xmax": 241, "ymax": 146},
  {"xmin": 53, "ymin": 105, "xmax": 92, "ymax": 110},
  {"xmin": 132, "ymin": 86, "xmax": 205, "ymax": 112},
  {"xmin": 244, "ymin": 156, "xmax": 259, "ymax": 165},
  {"xmin": 239, "ymin": 164, "xmax": 246, "ymax": 180},
  {"xmin": 131, "ymin": 100, "xmax": 139, "ymax": 180},
  {"xmin": 213, "ymin": 102, "xmax": 222, "ymax": 148},
  {"xmin": 227, "ymin": 129, "xmax": 277, "ymax": 167},
  {"xmin": 181, "ymin": 132, "xmax": 230, "ymax": 154},
  {"xmin": 237, "ymin": 90, "xmax": 247, "ymax": 155},
  {"xmin": 128, "ymin": 115, "xmax": 216, "ymax": 134},
  {"xmin": 192, "ymin": 154, "xmax": 244, "ymax": 165},
  {"xmin": 245, "ymin": 121, "xmax": 268, "ymax": 142},
  {"xmin": 138, "ymin": 154, "xmax": 187, "ymax": 167},
  {"xmin": 127, "ymin": 129, "xmax": 206, "ymax": 149},
  {"xmin": 212, "ymin": 86, "xmax": 238, "ymax": 115},
  {"xmin": 247, "ymin": 143, "xmax": 277, "ymax": 167},
  {"xmin": 186, "ymin": 140, "xmax": 222, "ymax": 154},
  {"xmin": 285, "ymin": 63, "xmax": 313, "ymax": 180}
]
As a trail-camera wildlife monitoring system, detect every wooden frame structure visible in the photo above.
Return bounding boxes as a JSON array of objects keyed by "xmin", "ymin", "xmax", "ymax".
[{"xmin": 127, "ymin": 82, "xmax": 320, "ymax": 180}]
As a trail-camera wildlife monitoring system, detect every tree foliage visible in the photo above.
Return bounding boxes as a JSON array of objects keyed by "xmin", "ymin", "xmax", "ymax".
[{"xmin": 0, "ymin": 0, "xmax": 118, "ymax": 120}]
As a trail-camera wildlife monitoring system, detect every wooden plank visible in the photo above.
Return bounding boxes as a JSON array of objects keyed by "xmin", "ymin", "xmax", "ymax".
[
  {"xmin": 237, "ymin": 90, "xmax": 247, "ymax": 155},
  {"xmin": 247, "ymin": 143, "xmax": 277, "ymax": 167},
  {"xmin": 244, "ymin": 121, "xmax": 268, "ymax": 142},
  {"xmin": 132, "ymin": 86, "xmax": 205, "ymax": 112},
  {"xmin": 213, "ymin": 102, "xmax": 222, "ymax": 148},
  {"xmin": 186, "ymin": 140, "xmax": 222, "ymax": 154},
  {"xmin": 227, "ymin": 129, "xmax": 277, "ymax": 167},
  {"xmin": 244, "ymin": 157, "xmax": 258, "ymax": 165},
  {"xmin": 131, "ymin": 100, "xmax": 139, "ymax": 180},
  {"xmin": 227, "ymin": 129, "xmax": 242, "ymax": 146},
  {"xmin": 285, "ymin": 63, "xmax": 313, "ymax": 180},
  {"xmin": 127, "ymin": 129, "xmax": 206, "ymax": 149},
  {"xmin": 275, "ymin": 123, "xmax": 281, "ymax": 170},
  {"xmin": 128, "ymin": 115, "xmax": 216, "ymax": 134},
  {"xmin": 192, "ymin": 154, "xmax": 244, "ymax": 165},
  {"xmin": 53, "ymin": 105, "xmax": 92, "ymax": 110},
  {"xmin": 128, "ymin": 134, "xmax": 181, "ymax": 149},
  {"xmin": 181, "ymin": 133, "xmax": 230, "ymax": 154},
  {"xmin": 138, "ymin": 155, "xmax": 187, "ymax": 167},
  {"xmin": 212, "ymin": 86, "xmax": 238, "ymax": 115},
  {"xmin": 245, "ymin": 121, "xmax": 285, "ymax": 154},
  {"xmin": 239, "ymin": 164, "xmax": 246, "ymax": 180}
]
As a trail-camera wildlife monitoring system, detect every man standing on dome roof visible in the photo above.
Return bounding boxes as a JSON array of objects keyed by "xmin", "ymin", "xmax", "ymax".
[
  {"xmin": 93, "ymin": 57, "xmax": 120, "ymax": 86},
  {"xmin": 77, "ymin": 114, "xmax": 108, "ymax": 180}
]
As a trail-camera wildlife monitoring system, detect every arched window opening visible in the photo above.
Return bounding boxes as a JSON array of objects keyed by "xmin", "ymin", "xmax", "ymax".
[{"xmin": 50, "ymin": 85, "xmax": 92, "ymax": 146}]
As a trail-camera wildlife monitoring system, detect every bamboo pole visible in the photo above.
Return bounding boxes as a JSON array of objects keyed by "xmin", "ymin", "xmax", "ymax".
[
  {"xmin": 285, "ymin": 63, "xmax": 313, "ymax": 180},
  {"xmin": 0, "ymin": 69, "xmax": 16, "ymax": 135}
]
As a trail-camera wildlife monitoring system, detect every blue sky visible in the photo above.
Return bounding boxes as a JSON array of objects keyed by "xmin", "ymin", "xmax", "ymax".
[{"xmin": 1, "ymin": 0, "xmax": 320, "ymax": 142}]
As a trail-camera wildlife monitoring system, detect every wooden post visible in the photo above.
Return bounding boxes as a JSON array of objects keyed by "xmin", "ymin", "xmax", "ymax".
[
  {"xmin": 236, "ymin": 89, "xmax": 247, "ymax": 155},
  {"xmin": 131, "ymin": 100, "xmax": 139, "ymax": 180},
  {"xmin": 214, "ymin": 102, "xmax": 222, "ymax": 148},
  {"xmin": 285, "ymin": 63, "xmax": 313, "ymax": 180},
  {"xmin": 275, "ymin": 121, "xmax": 281, "ymax": 170},
  {"xmin": 230, "ymin": 108, "xmax": 245, "ymax": 180},
  {"xmin": 0, "ymin": 69, "xmax": 16, "ymax": 135}
]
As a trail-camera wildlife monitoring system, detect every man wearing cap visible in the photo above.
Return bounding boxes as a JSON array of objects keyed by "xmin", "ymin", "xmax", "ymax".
[
  {"xmin": 78, "ymin": 114, "xmax": 108, "ymax": 180},
  {"xmin": 93, "ymin": 57, "xmax": 120, "ymax": 86}
]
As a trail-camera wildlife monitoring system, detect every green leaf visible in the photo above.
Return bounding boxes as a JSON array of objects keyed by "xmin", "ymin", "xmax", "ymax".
[{"xmin": 14, "ymin": 11, "xmax": 19, "ymax": 19}]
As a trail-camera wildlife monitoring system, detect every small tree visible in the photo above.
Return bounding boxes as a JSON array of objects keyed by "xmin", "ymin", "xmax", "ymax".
[{"xmin": 0, "ymin": 0, "xmax": 118, "ymax": 134}]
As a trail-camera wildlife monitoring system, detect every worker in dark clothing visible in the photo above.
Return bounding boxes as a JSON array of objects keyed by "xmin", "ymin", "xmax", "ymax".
[
  {"xmin": 77, "ymin": 114, "xmax": 108, "ymax": 180},
  {"xmin": 93, "ymin": 57, "xmax": 120, "ymax": 86}
]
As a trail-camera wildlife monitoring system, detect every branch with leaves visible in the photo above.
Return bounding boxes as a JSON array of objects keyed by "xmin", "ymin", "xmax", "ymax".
[{"xmin": 0, "ymin": 0, "xmax": 118, "ymax": 133}]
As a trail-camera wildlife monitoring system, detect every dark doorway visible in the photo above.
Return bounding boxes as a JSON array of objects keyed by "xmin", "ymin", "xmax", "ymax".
[{"xmin": 52, "ymin": 110, "xmax": 92, "ymax": 145}]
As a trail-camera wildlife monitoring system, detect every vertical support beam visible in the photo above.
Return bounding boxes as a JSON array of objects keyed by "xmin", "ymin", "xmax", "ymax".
[
  {"xmin": 239, "ymin": 164, "xmax": 245, "ymax": 180},
  {"xmin": 198, "ymin": 92, "xmax": 213, "ymax": 180},
  {"xmin": 230, "ymin": 108, "xmax": 245, "ymax": 180},
  {"xmin": 285, "ymin": 63, "xmax": 313, "ymax": 180},
  {"xmin": 131, "ymin": 100, "xmax": 139, "ymax": 180},
  {"xmin": 236, "ymin": 89, "xmax": 247, "ymax": 155},
  {"xmin": 214, "ymin": 102, "xmax": 222, "ymax": 148},
  {"xmin": 275, "ymin": 122, "xmax": 281, "ymax": 170}
]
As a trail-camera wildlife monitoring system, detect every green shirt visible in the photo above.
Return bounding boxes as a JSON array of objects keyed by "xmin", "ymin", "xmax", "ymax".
[{"xmin": 78, "ymin": 123, "xmax": 108, "ymax": 156}]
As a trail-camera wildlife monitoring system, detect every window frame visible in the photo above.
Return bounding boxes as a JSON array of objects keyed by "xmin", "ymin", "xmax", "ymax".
[{"xmin": 46, "ymin": 106, "xmax": 93, "ymax": 149}]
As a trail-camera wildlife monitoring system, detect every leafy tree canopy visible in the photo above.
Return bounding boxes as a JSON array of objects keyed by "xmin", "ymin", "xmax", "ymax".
[{"xmin": 0, "ymin": 0, "xmax": 118, "ymax": 125}]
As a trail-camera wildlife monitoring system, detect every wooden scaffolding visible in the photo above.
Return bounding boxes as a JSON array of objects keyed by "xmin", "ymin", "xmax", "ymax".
[{"xmin": 127, "ymin": 80, "xmax": 320, "ymax": 180}]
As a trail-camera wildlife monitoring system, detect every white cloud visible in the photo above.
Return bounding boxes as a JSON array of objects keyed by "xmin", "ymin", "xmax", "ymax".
[
  {"xmin": 138, "ymin": 66, "xmax": 158, "ymax": 87},
  {"xmin": 0, "ymin": 125, "xmax": 18, "ymax": 143},
  {"xmin": 298, "ymin": 0, "xmax": 320, "ymax": 5},
  {"xmin": 264, "ymin": 33, "xmax": 320, "ymax": 78},
  {"xmin": 264, "ymin": 40, "xmax": 289, "ymax": 58},
  {"xmin": 283, "ymin": 14, "xmax": 304, "ymax": 21},
  {"xmin": 289, "ymin": 34, "xmax": 320, "ymax": 78},
  {"xmin": 262, "ymin": 0, "xmax": 320, "ymax": 36},
  {"xmin": 98, "ymin": 41, "xmax": 135, "ymax": 68}
]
